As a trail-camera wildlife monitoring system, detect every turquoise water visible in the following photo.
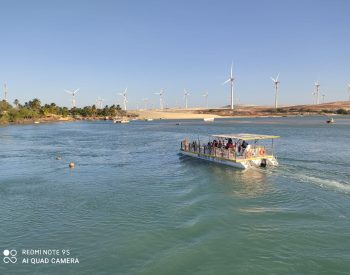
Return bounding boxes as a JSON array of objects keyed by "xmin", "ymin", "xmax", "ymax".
[{"xmin": 1, "ymin": 117, "xmax": 350, "ymax": 274}]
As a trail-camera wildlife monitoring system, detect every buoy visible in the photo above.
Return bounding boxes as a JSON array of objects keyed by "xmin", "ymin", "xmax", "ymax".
[
  {"xmin": 69, "ymin": 162, "xmax": 75, "ymax": 168},
  {"xmin": 56, "ymin": 156, "xmax": 62, "ymax": 160}
]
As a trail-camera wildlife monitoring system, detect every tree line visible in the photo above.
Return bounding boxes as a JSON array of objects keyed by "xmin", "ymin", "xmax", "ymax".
[{"xmin": 0, "ymin": 98, "xmax": 126, "ymax": 123}]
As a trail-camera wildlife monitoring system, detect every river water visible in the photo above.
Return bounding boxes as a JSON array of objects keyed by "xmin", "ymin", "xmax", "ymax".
[{"xmin": 0, "ymin": 117, "xmax": 350, "ymax": 274}]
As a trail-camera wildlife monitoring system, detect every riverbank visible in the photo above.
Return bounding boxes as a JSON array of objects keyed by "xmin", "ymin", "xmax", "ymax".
[
  {"xmin": 0, "ymin": 115, "xmax": 109, "ymax": 126},
  {"xmin": 1, "ymin": 101, "xmax": 349, "ymax": 125},
  {"xmin": 130, "ymin": 101, "xmax": 350, "ymax": 120}
]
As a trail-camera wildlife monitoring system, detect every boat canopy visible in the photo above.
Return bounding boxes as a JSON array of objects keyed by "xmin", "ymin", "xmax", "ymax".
[{"xmin": 211, "ymin": 133, "xmax": 280, "ymax": 141}]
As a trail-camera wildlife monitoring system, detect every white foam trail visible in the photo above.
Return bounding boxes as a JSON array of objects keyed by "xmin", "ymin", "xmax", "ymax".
[
  {"xmin": 239, "ymin": 207, "xmax": 283, "ymax": 213},
  {"xmin": 277, "ymin": 167, "xmax": 350, "ymax": 194},
  {"xmin": 298, "ymin": 174, "xmax": 350, "ymax": 194}
]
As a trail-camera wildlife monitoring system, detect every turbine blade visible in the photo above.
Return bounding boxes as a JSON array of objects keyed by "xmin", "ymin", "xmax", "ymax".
[
  {"xmin": 276, "ymin": 73, "xmax": 280, "ymax": 81},
  {"xmin": 74, "ymin": 88, "xmax": 80, "ymax": 94},
  {"xmin": 270, "ymin": 77, "xmax": 276, "ymax": 82},
  {"xmin": 223, "ymin": 79, "xmax": 230, "ymax": 85}
]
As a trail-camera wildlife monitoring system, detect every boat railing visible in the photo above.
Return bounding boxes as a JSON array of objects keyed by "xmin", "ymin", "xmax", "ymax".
[{"xmin": 181, "ymin": 140, "xmax": 271, "ymax": 160}]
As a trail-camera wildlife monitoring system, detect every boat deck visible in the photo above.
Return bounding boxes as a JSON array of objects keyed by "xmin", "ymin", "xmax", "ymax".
[{"xmin": 180, "ymin": 148, "xmax": 274, "ymax": 163}]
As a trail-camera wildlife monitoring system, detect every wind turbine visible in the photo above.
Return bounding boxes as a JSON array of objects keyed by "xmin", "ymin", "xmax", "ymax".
[
  {"xmin": 270, "ymin": 73, "xmax": 280, "ymax": 109},
  {"xmin": 223, "ymin": 62, "xmax": 235, "ymax": 109},
  {"xmin": 118, "ymin": 88, "xmax": 128, "ymax": 111},
  {"xmin": 96, "ymin": 97, "xmax": 104, "ymax": 109},
  {"xmin": 314, "ymin": 81, "xmax": 320, "ymax": 104},
  {"xmin": 312, "ymin": 91, "xmax": 316, "ymax": 104},
  {"xmin": 184, "ymin": 89, "xmax": 190, "ymax": 109},
  {"xmin": 154, "ymin": 89, "xmax": 164, "ymax": 110},
  {"xmin": 3, "ymin": 83, "xmax": 8, "ymax": 102},
  {"xmin": 143, "ymin": 98, "xmax": 149, "ymax": 110},
  {"xmin": 65, "ymin": 88, "xmax": 79, "ymax": 108},
  {"xmin": 203, "ymin": 92, "xmax": 208, "ymax": 108}
]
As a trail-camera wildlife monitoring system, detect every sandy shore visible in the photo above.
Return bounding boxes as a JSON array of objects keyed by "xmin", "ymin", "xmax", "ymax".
[
  {"xmin": 132, "ymin": 109, "xmax": 221, "ymax": 120},
  {"xmin": 2, "ymin": 101, "xmax": 348, "ymax": 125},
  {"xmin": 131, "ymin": 101, "xmax": 350, "ymax": 120}
]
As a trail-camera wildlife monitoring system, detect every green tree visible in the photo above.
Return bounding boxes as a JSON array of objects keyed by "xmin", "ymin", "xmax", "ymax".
[
  {"xmin": 28, "ymin": 98, "xmax": 41, "ymax": 110},
  {"xmin": 13, "ymin": 99, "xmax": 20, "ymax": 108}
]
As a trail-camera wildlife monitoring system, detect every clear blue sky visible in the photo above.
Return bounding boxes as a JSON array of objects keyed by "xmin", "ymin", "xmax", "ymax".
[{"xmin": 0, "ymin": 0, "xmax": 349, "ymax": 108}]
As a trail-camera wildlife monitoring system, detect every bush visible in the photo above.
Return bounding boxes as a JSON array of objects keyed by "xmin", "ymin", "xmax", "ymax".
[
  {"xmin": 276, "ymin": 108, "xmax": 287, "ymax": 113},
  {"xmin": 336, "ymin": 109, "xmax": 349, "ymax": 115}
]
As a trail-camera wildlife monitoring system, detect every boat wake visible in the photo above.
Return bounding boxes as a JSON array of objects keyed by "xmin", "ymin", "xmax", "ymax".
[
  {"xmin": 295, "ymin": 174, "xmax": 350, "ymax": 194},
  {"xmin": 238, "ymin": 207, "xmax": 284, "ymax": 213},
  {"xmin": 276, "ymin": 165, "xmax": 350, "ymax": 194}
]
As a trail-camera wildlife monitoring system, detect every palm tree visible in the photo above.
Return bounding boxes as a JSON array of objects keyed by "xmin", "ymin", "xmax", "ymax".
[
  {"xmin": 29, "ymin": 98, "xmax": 41, "ymax": 110},
  {"xmin": 13, "ymin": 99, "xmax": 19, "ymax": 108}
]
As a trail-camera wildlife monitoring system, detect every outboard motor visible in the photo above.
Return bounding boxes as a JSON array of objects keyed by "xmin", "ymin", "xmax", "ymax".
[{"xmin": 260, "ymin": 159, "xmax": 267, "ymax": 168}]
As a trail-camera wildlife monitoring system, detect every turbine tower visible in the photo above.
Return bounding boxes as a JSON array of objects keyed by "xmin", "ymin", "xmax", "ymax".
[
  {"xmin": 223, "ymin": 63, "xmax": 235, "ymax": 109},
  {"xmin": 312, "ymin": 91, "xmax": 316, "ymax": 105},
  {"xmin": 184, "ymin": 89, "xmax": 190, "ymax": 109},
  {"xmin": 118, "ymin": 88, "xmax": 128, "ymax": 111},
  {"xmin": 3, "ymin": 83, "xmax": 8, "ymax": 102},
  {"xmin": 203, "ymin": 92, "xmax": 208, "ymax": 108},
  {"xmin": 270, "ymin": 73, "xmax": 280, "ymax": 109},
  {"xmin": 65, "ymin": 88, "xmax": 79, "ymax": 108},
  {"xmin": 322, "ymin": 94, "xmax": 325, "ymax": 103},
  {"xmin": 314, "ymin": 81, "xmax": 320, "ymax": 104},
  {"xmin": 143, "ymin": 98, "xmax": 149, "ymax": 110},
  {"xmin": 96, "ymin": 97, "xmax": 104, "ymax": 109},
  {"xmin": 154, "ymin": 89, "xmax": 164, "ymax": 110}
]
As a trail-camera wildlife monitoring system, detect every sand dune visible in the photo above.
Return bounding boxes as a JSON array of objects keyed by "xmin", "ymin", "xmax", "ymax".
[
  {"xmin": 131, "ymin": 101, "xmax": 350, "ymax": 120},
  {"xmin": 132, "ymin": 109, "xmax": 220, "ymax": 120}
]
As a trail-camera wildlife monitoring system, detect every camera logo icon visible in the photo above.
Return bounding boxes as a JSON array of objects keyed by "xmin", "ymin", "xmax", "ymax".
[{"xmin": 3, "ymin": 249, "xmax": 17, "ymax": 264}]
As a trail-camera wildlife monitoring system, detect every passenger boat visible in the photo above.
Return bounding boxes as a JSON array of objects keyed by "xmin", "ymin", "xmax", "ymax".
[
  {"xmin": 180, "ymin": 133, "xmax": 280, "ymax": 169},
  {"xmin": 326, "ymin": 117, "xmax": 335, "ymax": 124},
  {"xmin": 113, "ymin": 118, "xmax": 129, "ymax": 124},
  {"xmin": 203, "ymin": 117, "xmax": 215, "ymax": 122}
]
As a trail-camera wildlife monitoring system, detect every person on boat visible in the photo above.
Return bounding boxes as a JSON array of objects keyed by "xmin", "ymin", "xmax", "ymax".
[
  {"xmin": 192, "ymin": 141, "xmax": 198, "ymax": 152},
  {"xmin": 207, "ymin": 141, "xmax": 212, "ymax": 154},
  {"xmin": 225, "ymin": 138, "xmax": 234, "ymax": 149},
  {"xmin": 218, "ymin": 140, "xmax": 223, "ymax": 148},
  {"xmin": 183, "ymin": 139, "xmax": 189, "ymax": 151},
  {"xmin": 237, "ymin": 140, "xmax": 247, "ymax": 155},
  {"xmin": 240, "ymin": 140, "xmax": 250, "ymax": 157}
]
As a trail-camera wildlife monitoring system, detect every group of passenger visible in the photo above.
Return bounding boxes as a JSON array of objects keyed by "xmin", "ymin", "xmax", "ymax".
[
  {"xmin": 208, "ymin": 138, "xmax": 234, "ymax": 150},
  {"xmin": 182, "ymin": 138, "xmax": 250, "ymax": 156},
  {"xmin": 206, "ymin": 138, "xmax": 249, "ymax": 154},
  {"xmin": 182, "ymin": 138, "xmax": 266, "ymax": 159}
]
